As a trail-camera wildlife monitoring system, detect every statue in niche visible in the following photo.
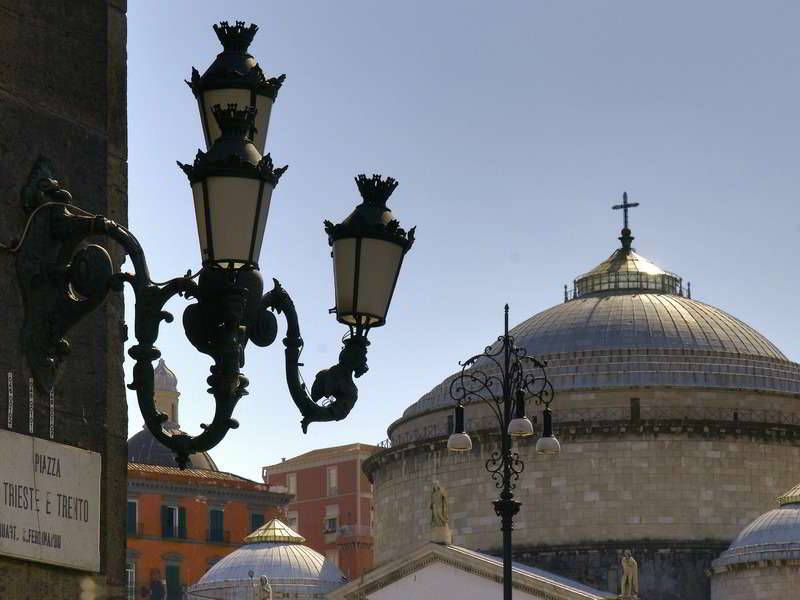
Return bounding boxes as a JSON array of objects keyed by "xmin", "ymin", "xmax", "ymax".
[
  {"xmin": 429, "ymin": 480, "xmax": 452, "ymax": 544},
  {"xmin": 619, "ymin": 549, "xmax": 639, "ymax": 599}
]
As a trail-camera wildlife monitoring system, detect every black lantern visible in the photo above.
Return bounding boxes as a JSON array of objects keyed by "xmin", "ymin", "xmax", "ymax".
[
  {"xmin": 179, "ymin": 104, "xmax": 287, "ymax": 269},
  {"xmin": 187, "ymin": 21, "xmax": 285, "ymax": 153},
  {"xmin": 325, "ymin": 175, "xmax": 415, "ymax": 332}
]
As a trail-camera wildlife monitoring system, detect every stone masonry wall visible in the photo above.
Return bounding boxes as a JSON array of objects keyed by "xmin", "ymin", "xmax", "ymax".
[
  {"xmin": 369, "ymin": 405, "xmax": 800, "ymax": 600},
  {"xmin": 711, "ymin": 563, "xmax": 800, "ymax": 600},
  {"xmin": 371, "ymin": 432, "xmax": 800, "ymax": 560},
  {"xmin": 0, "ymin": 1, "xmax": 127, "ymax": 598}
]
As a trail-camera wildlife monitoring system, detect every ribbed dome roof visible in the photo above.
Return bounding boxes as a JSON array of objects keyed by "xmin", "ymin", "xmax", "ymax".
[
  {"xmin": 127, "ymin": 426, "xmax": 218, "ymax": 471},
  {"xmin": 509, "ymin": 293, "xmax": 785, "ymax": 359},
  {"xmin": 401, "ymin": 223, "xmax": 800, "ymax": 420},
  {"xmin": 713, "ymin": 484, "xmax": 800, "ymax": 568},
  {"xmin": 189, "ymin": 519, "xmax": 346, "ymax": 599}
]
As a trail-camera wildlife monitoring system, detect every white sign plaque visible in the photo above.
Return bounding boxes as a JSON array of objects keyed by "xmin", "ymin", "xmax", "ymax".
[{"xmin": 0, "ymin": 429, "xmax": 101, "ymax": 571}]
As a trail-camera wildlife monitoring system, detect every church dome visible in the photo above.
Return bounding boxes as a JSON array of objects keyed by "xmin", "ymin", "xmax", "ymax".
[
  {"xmin": 189, "ymin": 519, "xmax": 346, "ymax": 599},
  {"xmin": 127, "ymin": 426, "xmax": 218, "ymax": 471},
  {"xmin": 713, "ymin": 484, "xmax": 800, "ymax": 568},
  {"xmin": 402, "ymin": 216, "xmax": 800, "ymax": 419}
]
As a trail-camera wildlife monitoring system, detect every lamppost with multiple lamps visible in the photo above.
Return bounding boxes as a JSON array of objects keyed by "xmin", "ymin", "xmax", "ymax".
[
  {"xmin": 7, "ymin": 21, "xmax": 415, "ymax": 468},
  {"xmin": 447, "ymin": 304, "xmax": 560, "ymax": 600}
]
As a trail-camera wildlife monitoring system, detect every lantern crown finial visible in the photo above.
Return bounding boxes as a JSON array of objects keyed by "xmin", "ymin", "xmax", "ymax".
[
  {"xmin": 213, "ymin": 21, "xmax": 258, "ymax": 53},
  {"xmin": 211, "ymin": 103, "xmax": 257, "ymax": 138},
  {"xmin": 355, "ymin": 174, "xmax": 398, "ymax": 206}
]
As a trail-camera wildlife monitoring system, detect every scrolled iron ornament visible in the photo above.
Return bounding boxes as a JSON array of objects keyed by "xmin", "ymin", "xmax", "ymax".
[
  {"xmin": 447, "ymin": 304, "xmax": 555, "ymax": 600},
  {"xmin": 12, "ymin": 159, "xmax": 383, "ymax": 468}
]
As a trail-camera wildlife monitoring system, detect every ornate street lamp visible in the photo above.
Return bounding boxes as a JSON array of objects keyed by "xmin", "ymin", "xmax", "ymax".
[
  {"xmin": 10, "ymin": 21, "xmax": 415, "ymax": 469},
  {"xmin": 447, "ymin": 305, "xmax": 558, "ymax": 600}
]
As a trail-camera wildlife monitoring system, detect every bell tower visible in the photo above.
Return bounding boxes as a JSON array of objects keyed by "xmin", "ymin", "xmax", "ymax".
[{"xmin": 154, "ymin": 358, "xmax": 180, "ymax": 426}]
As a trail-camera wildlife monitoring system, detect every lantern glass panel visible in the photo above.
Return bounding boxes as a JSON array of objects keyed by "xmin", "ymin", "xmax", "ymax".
[
  {"xmin": 204, "ymin": 175, "xmax": 263, "ymax": 268},
  {"xmin": 199, "ymin": 89, "xmax": 273, "ymax": 153},
  {"xmin": 251, "ymin": 94, "xmax": 274, "ymax": 154},
  {"xmin": 357, "ymin": 238, "xmax": 404, "ymax": 324},
  {"xmin": 249, "ymin": 182, "xmax": 274, "ymax": 267},
  {"xmin": 332, "ymin": 238, "xmax": 356, "ymax": 324},
  {"xmin": 191, "ymin": 181, "xmax": 210, "ymax": 264},
  {"xmin": 333, "ymin": 237, "xmax": 404, "ymax": 326}
]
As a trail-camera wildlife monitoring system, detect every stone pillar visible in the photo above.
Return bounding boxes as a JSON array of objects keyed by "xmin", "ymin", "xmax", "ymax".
[{"xmin": 0, "ymin": 1, "xmax": 127, "ymax": 597}]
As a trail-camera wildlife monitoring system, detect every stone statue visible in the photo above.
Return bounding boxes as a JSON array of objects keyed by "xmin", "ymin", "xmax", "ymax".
[
  {"xmin": 429, "ymin": 480, "xmax": 452, "ymax": 544},
  {"xmin": 620, "ymin": 549, "xmax": 639, "ymax": 599}
]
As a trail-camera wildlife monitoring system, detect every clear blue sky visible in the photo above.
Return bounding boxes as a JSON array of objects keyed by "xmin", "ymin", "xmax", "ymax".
[{"xmin": 127, "ymin": 1, "xmax": 800, "ymax": 480}]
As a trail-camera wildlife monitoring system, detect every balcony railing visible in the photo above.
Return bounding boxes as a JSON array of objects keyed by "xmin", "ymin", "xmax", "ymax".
[
  {"xmin": 337, "ymin": 524, "xmax": 373, "ymax": 538},
  {"xmin": 206, "ymin": 529, "xmax": 231, "ymax": 544},
  {"xmin": 162, "ymin": 526, "xmax": 188, "ymax": 540}
]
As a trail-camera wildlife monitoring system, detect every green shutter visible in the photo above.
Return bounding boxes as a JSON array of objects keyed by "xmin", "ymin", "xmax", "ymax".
[
  {"xmin": 178, "ymin": 506, "xmax": 187, "ymax": 539},
  {"xmin": 251, "ymin": 513, "xmax": 264, "ymax": 532},
  {"xmin": 127, "ymin": 501, "xmax": 137, "ymax": 535},
  {"xmin": 161, "ymin": 505, "xmax": 170, "ymax": 537}
]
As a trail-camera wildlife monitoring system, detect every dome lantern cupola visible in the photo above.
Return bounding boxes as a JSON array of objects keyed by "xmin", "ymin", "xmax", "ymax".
[{"xmin": 569, "ymin": 192, "xmax": 684, "ymax": 300}]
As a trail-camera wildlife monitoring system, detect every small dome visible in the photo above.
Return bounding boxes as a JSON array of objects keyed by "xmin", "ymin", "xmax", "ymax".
[
  {"xmin": 189, "ymin": 519, "xmax": 346, "ymax": 599},
  {"xmin": 127, "ymin": 426, "xmax": 218, "ymax": 471},
  {"xmin": 713, "ymin": 483, "xmax": 800, "ymax": 568},
  {"xmin": 573, "ymin": 247, "xmax": 682, "ymax": 297},
  {"xmin": 155, "ymin": 358, "xmax": 178, "ymax": 393}
]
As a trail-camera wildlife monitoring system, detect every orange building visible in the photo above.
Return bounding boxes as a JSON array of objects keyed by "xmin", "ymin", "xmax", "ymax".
[
  {"xmin": 262, "ymin": 443, "xmax": 377, "ymax": 580},
  {"xmin": 126, "ymin": 360, "xmax": 289, "ymax": 599}
]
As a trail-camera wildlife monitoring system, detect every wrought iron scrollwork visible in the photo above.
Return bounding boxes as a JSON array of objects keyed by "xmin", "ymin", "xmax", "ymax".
[{"xmin": 13, "ymin": 158, "xmax": 372, "ymax": 468}]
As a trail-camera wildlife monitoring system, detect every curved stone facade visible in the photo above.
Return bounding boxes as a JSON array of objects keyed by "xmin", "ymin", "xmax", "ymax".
[
  {"xmin": 710, "ymin": 563, "xmax": 800, "ymax": 600},
  {"xmin": 367, "ymin": 386, "xmax": 800, "ymax": 600},
  {"xmin": 369, "ymin": 428, "xmax": 800, "ymax": 560}
]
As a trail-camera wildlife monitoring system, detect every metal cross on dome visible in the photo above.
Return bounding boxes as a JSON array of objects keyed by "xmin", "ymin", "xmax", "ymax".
[{"xmin": 612, "ymin": 192, "xmax": 639, "ymax": 230}]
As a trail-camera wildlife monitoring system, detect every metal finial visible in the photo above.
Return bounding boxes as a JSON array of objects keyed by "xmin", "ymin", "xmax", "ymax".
[
  {"xmin": 612, "ymin": 192, "xmax": 639, "ymax": 250},
  {"xmin": 612, "ymin": 191, "xmax": 640, "ymax": 231}
]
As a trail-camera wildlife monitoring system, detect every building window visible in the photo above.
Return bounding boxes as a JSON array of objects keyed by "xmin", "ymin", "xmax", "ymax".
[
  {"xmin": 325, "ymin": 549, "xmax": 339, "ymax": 567},
  {"xmin": 209, "ymin": 508, "xmax": 225, "ymax": 542},
  {"xmin": 127, "ymin": 500, "xmax": 138, "ymax": 535},
  {"xmin": 630, "ymin": 397, "xmax": 641, "ymax": 422},
  {"xmin": 287, "ymin": 510, "xmax": 299, "ymax": 530},
  {"xmin": 165, "ymin": 564, "xmax": 181, "ymax": 600},
  {"xmin": 125, "ymin": 561, "xmax": 136, "ymax": 600},
  {"xmin": 324, "ymin": 505, "xmax": 339, "ymax": 533},
  {"xmin": 161, "ymin": 505, "xmax": 187, "ymax": 539},
  {"xmin": 286, "ymin": 473, "xmax": 296, "ymax": 496},
  {"xmin": 326, "ymin": 466, "xmax": 338, "ymax": 496},
  {"xmin": 251, "ymin": 512, "xmax": 265, "ymax": 532}
]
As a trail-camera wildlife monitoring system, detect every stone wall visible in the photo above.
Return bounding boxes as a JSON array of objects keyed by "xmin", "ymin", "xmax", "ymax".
[
  {"xmin": 711, "ymin": 563, "xmax": 800, "ymax": 600},
  {"xmin": 0, "ymin": 0, "xmax": 127, "ymax": 597},
  {"xmin": 368, "ymin": 420, "xmax": 800, "ymax": 600}
]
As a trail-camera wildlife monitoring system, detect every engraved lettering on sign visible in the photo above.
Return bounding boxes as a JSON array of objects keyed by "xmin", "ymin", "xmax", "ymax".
[{"xmin": 0, "ymin": 430, "xmax": 101, "ymax": 571}]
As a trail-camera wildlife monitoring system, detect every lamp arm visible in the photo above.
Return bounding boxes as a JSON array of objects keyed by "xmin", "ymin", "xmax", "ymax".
[
  {"xmin": 15, "ymin": 160, "xmax": 254, "ymax": 468},
  {"xmin": 260, "ymin": 279, "xmax": 369, "ymax": 433}
]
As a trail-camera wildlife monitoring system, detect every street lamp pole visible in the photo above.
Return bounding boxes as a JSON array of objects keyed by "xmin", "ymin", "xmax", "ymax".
[{"xmin": 447, "ymin": 305, "xmax": 560, "ymax": 600}]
